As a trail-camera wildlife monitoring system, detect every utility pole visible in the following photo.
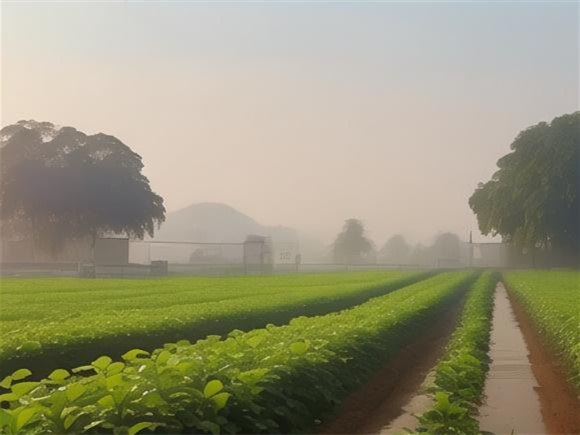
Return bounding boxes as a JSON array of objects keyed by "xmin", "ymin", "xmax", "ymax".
[{"xmin": 469, "ymin": 230, "xmax": 474, "ymax": 268}]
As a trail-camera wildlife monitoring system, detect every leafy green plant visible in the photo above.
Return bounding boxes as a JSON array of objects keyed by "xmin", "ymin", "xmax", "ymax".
[
  {"xmin": 415, "ymin": 271, "xmax": 498, "ymax": 435},
  {"xmin": 0, "ymin": 270, "xmax": 430, "ymax": 377},
  {"xmin": 0, "ymin": 272, "xmax": 474, "ymax": 434}
]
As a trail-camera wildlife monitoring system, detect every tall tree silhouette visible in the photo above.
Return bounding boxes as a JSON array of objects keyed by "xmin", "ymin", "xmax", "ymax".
[
  {"xmin": 0, "ymin": 120, "xmax": 165, "ymax": 254},
  {"xmin": 469, "ymin": 112, "xmax": 579, "ymax": 265},
  {"xmin": 332, "ymin": 219, "xmax": 374, "ymax": 264}
]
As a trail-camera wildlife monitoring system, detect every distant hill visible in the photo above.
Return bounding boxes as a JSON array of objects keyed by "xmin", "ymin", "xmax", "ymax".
[
  {"xmin": 154, "ymin": 202, "xmax": 297, "ymax": 244},
  {"xmin": 141, "ymin": 202, "xmax": 327, "ymax": 264}
]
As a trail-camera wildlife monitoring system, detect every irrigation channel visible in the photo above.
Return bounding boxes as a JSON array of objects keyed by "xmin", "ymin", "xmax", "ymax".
[
  {"xmin": 324, "ymin": 281, "xmax": 580, "ymax": 434},
  {"xmin": 478, "ymin": 283, "xmax": 545, "ymax": 433}
]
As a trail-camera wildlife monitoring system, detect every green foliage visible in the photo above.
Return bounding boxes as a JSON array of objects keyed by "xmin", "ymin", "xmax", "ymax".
[
  {"xmin": 415, "ymin": 271, "xmax": 498, "ymax": 435},
  {"xmin": 469, "ymin": 112, "xmax": 579, "ymax": 260},
  {"xmin": 0, "ymin": 272, "xmax": 474, "ymax": 434},
  {"xmin": 505, "ymin": 270, "xmax": 580, "ymax": 395},
  {"xmin": 331, "ymin": 219, "xmax": 374, "ymax": 264},
  {"xmin": 0, "ymin": 120, "xmax": 165, "ymax": 252},
  {"xmin": 379, "ymin": 234, "xmax": 411, "ymax": 264},
  {"xmin": 0, "ymin": 271, "xmax": 425, "ymax": 376}
]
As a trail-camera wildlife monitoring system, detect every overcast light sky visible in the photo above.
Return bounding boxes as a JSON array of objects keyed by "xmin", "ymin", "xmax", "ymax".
[{"xmin": 1, "ymin": 1, "xmax": 578, "ymax": 245}]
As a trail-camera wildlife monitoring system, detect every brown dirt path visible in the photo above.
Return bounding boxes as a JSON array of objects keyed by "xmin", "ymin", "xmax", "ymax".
[
  {"xmin": 319, "ymin": 296, "xmax": 465, "ymax": 434},
  {"xmin": 508, "ymin": 289, "xmax": 580, "ymax": 434}
]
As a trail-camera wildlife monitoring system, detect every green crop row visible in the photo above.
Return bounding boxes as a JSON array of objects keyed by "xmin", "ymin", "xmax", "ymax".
[
  {"xmin": 0, "ymin": 272, "xmax": 474, "ymax": 435},
  {"xmin": 504, "ymin": 270, "xmax": 580, "ymax": 394},
  {"xmin": 0, "ymin": 271, "xmax": 427, "ymax": 377},
  {"xmin": 414, "ymin": 271, "xmax": 497, "ymax": 434}
]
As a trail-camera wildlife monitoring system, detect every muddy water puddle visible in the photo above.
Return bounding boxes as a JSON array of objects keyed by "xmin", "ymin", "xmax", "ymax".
[{"xmin": 478, "ymin": 283, "xmax": 546, "ymax": 434}]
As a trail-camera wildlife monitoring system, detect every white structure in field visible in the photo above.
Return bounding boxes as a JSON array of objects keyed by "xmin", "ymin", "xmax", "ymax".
[{"xmin": 274, "ymin": 241, "xmax": 300, "ymax": 265}]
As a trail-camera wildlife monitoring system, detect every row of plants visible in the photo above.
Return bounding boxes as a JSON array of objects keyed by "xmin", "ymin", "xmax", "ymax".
[
  {"xmin": 0, "ymin": 271, "xmax": 428, "ymax": 376},
  {"xmin": 415, "ymin": 271, "xmax": 498, "ymax": 434},
  {"xmin": 504, "ymin": 270, "xmax": 580, "ymax": 395},
  {"xmin": 0, "ymin": 272, "xmax": 475, "ymax": 434}
]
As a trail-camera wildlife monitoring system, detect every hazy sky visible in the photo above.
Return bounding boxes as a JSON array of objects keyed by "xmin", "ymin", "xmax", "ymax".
[{"xmin": 1, "ymin": 1, "xmax": 578, "ymax": 245}]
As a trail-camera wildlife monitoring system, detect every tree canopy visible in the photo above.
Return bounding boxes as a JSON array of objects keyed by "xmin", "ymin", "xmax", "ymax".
[
  {"xmin": 431, "ymin": 232, "xmax": 461, "ymax": 265},
  {"xmin": 331, "ymin": 219, "xmax": 374, "ymax": 264},
  {"xmin": 379, "ymin": 234, "xmax": 410, "ymax": 264},
  {"xmin": 469, "ymin": 112, "xmax": 579, "ymax": 260},
  {"xmin": 0, "ymin": 120, "xmax": 165, "ymax": 253}
]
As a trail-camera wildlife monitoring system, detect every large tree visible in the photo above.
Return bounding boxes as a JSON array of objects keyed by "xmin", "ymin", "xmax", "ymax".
[
  {"xmin": 431, "ymin": 232, "xmax": 461, "ymax": 265},
  {"xmin": 379, "ymin": 234, "xmax": 410, "ymax": 264},
  {"xmin": 331, "ymin": 218, "xmax": 374, "ymax": 264},
  {"xmin": 0, "ymin": 120, "xmax": 165, "ymax": 254},
  {"xmin": 469, "ymin": 112, "xmax": 579, "ymax": 265}
]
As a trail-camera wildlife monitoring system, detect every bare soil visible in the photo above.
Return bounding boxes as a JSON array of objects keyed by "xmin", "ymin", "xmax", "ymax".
[
  {"xmin": 319, "ymin": 297, "xmax": 464, "ymax": 434},
  {"xmin": 508, "ymin": 289, "xmax": 580, "ymax": 435}
]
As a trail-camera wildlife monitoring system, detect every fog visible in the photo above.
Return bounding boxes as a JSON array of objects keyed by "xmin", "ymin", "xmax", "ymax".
[{"xmin": 1, "ymin": 1, "xmax": 578, "ymax": 247}]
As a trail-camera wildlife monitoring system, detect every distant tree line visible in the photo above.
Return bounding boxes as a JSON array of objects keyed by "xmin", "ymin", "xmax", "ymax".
[
  {"xmin": 331, "ymin": 219, "xmax": 462, "ymax": 266},
  {"xmin": 469, "ymin": 112, "xmax": 579, "ymax": 267},
  {"xmin": 379, "ymin": 232, "xmax": 462, "ymax": 267},
  {"xmin": 0, "ymin": 120, "xmax": 165, "ymax": 256}
]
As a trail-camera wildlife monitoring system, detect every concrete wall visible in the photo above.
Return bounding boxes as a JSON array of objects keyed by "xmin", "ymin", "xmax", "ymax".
[
  {"xmin": 0, "ymin": 237, "xmax": 129, "ymax": 265},
  {"xmin": 94, "ymin": 238, "xmax": 129, "ymax": 265}
]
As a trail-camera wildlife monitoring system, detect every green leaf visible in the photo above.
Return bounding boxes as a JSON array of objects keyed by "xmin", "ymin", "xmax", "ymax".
[
  {"xmin": 176, "ymin": 339, "xmax": 191, "ymax": 347},
  {"xmin": 0, "ymin": 408, "xmax": 13, "ymax": 427},
  {"xmin": 434, "ymin": 392, "xmax": 451, "ymax": 413},
  {"xmin": 11, "ymin": 369, "xmax": 32, "ymax": 381},
  {"xmin": 290, "ymin": 341, "xmax": 309, "ymax": 354},
  {"xmin": 203, "ymin": 379, "xmax": 224, "ymax": 398},
  {"xmin": 11, "ymin": 382, "xmax": 39, "ymax": 397},
  {"xmin": 0, "ymin": 393, "xmax": 18, "ymax": 403},
  {"xmin": 72, "ymin": 365, "xmax": 95, "ymax": 374},
  {"xmin": 237, "ymin": 368, "xmax": 269, "ymax": 386},
  {"xmin": 15, "ymin": 407, "xmax": 38, "ymax": 431},
  {"xmin": 106, "ymin": 373, "xmax": 124, "ymax": 390},
  {"xmin": 246, "ymin": 335, "xmax": 264, "ymax": 348},
  {"xmin": 97, "ymin": 395, "xmax": 115, "ymax": 409},
  {"xmin": 64, "ymin": 413, "xmax": 80, "ymax": 430},
  {"xmin": 49, "ymin": 369, "xmax": 70, "ymax": 382},
  {"xmin": 0, "ymin": 376, "xmax": 12, "ymax": 389},
  {"xmin": 156, "ymin": 350, "xmax": 171, "ymax": 365},
  {"xmin": 211, "ymin": 392, "xmax": 231, "ymax": 411},
  {"xmin": 66, "ymin": 384, "xmax": 87, "ymax": 402},
  {"xmin": 121, "ymin": 349, "xmax": 150, "ymax": 361},
  {"xmin": 128, "ymin": 421, "xmax": 155, "ymax": 435},
  {"xmin": 83, "ymin": 419, "xmax": 105, "ymax": 431},
  {"xmin": 107, "ymin": 362, "xmax": 125, "ymax": 376},
  {"xmin": 92, "ymin": 356, "xmax": 112, "ymax": 371}
]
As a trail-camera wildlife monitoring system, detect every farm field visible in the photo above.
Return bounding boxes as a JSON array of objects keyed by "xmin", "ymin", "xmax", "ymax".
[
  {"xmin": 0, "ymin": 271, "xmax": 475, "ymax": 434},
  {"xmin": 1, "ymin": 269, "xmax": 579, "ymax": 435},
  {"xmin": 0, "ymin": 270, "xmax": 428, "ymax": 378}
]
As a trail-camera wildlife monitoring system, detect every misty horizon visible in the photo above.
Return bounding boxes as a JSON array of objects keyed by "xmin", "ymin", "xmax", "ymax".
[{"xmin": 2, "ymin": 1, "xmax": 578, "ymax": 247}]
